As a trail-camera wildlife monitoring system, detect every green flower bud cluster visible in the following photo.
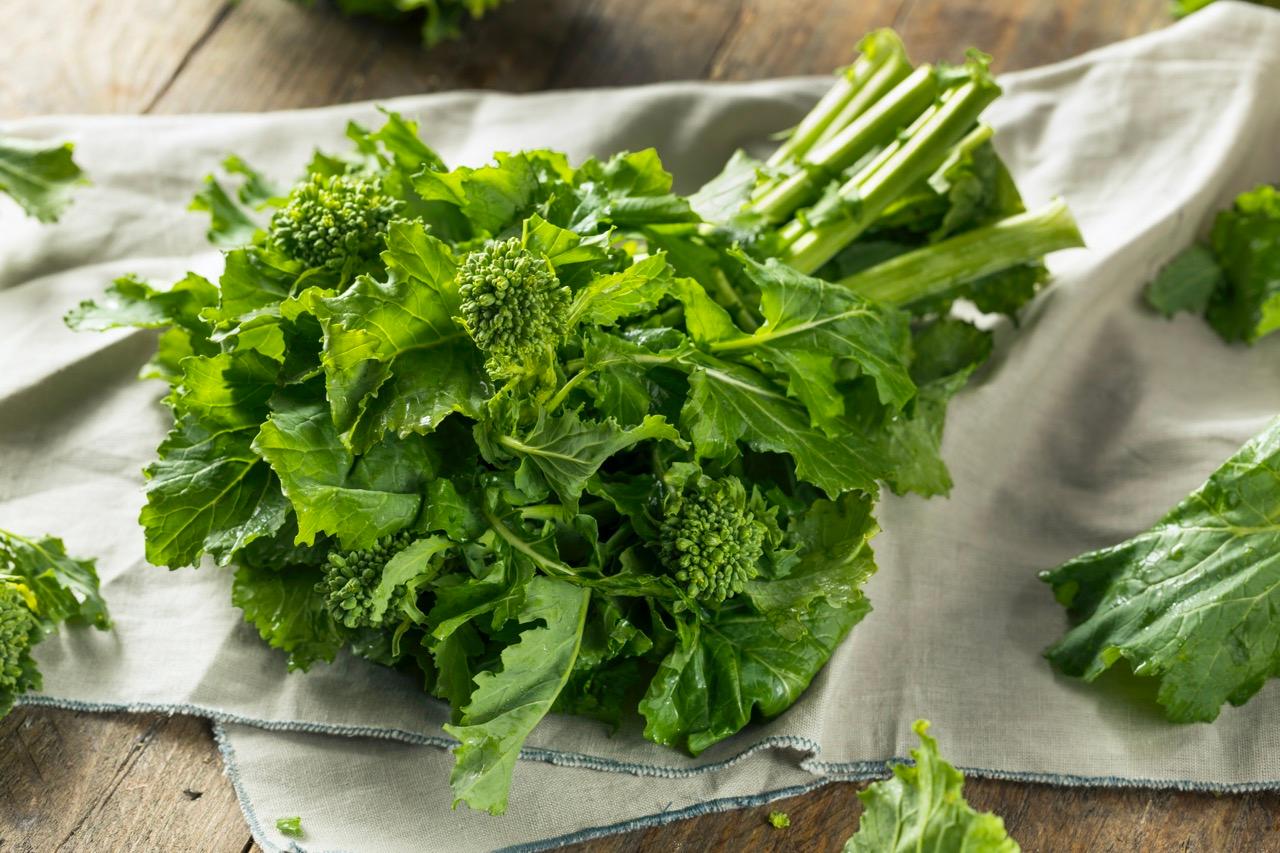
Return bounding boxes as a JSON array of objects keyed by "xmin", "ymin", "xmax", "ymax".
[
  {"xmin": 270, "ymin": 173, "xmax": 401, "ymax": 270},
  {"xmin": 0, "ymin": 585, "xmax": 35, "ymax": 697},
  {"xmin": 457, "ymin": 238, "xmax": 570, "ymax": 366},
  {"xmin": 659, "ymin": 476, "xmax": 768, "ymax": 604},
  {"xmin": 319, "ymin": 531, "xmax": 415, "ymax": 630}
]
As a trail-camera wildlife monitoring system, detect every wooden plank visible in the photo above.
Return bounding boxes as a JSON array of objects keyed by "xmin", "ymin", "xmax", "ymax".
[
  {"xmin": 0, "ymin": 0, "xmax": 231, "ymax": 120},
  {"xmin": 147, "ymin": 0, "xmax": 1170, "ymax": 115},
  {"xmin": 895, "ymin": 0, "xmax": 1172, "ymax": 72},
  {"xmin": 564, "ymin": 776, "xmax": 1280, "ymax": 852},
  {"xmin": 0, "ymin": 706, "xmax": 250, "ymax": 852}
]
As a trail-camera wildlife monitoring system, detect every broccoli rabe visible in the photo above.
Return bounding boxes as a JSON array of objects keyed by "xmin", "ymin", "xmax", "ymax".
[
  {"xmin": 0, "ymin": 134, "xmax": 86, "ymax": 223},
  {"xmin": 0, "ymin": 583, "xmax": 37, "ymax": 698},
  {"xmin": 1145, "ymin": 183, "xmax": 1280, "ymax": 343},
  {"xmin": 0, "ymin": 529, "xmax": 109, "ymax": 718},
  {"xmin": 659, "ymin": 476, "xmax": 776, "ymax": 604},
  {"xmin": 457, "ymin": 237, "xmax": 570, "ymax": 377},
  {"xmin": 318, "ymin": 531, "xmax": 415, "ymax": 629},
  {"xmin": 269, "ymin": 172, "xmax": 401, "ymax": 271}
]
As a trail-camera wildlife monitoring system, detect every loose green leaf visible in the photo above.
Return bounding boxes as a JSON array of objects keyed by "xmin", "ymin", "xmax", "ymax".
[
  {"xmin": 1044, "ymin": 417, "xmax": 1280, "ymax": 722},
  {"xmin": 0, "ymin": 135, "xmax": 86, "ymax": 222},
  {"xmin": 1144, "ymin": 245, "xmax": 1223, "ymax": 318},
  {"xmin": 843, "ymin": 720, "xmax": 1020, "ymax": 853}
]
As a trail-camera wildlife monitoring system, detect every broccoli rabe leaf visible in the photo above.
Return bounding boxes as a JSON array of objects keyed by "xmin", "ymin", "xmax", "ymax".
[
  {"xmin": 189, "ymin": 162, "xmax": 269, "ymax": 248},
  {"xmin": 746, "ymin": 491, "xmax": 878, "ymax": 619},
  {"xmin": 233, "ymin": 562, "xmax": 346, "ymax": 672},
  {"xmin": 1205, "ymin": 184, "xmax": 1280, "ymax": 343},
  {"xmin": 1043, "ymin": 417, "xmax": 1280, "ymax": 723},
  {"xmin": 1146, "ymin": 184, "xmax": 1280, "ymax": 343},
  {"xmin": 679, "ymin": 257, "xmax": 915, "ymax": 427},
  {"xmin": 0, "ymin": 531, "xmax": 110, "ymax": 630},
  {"xmin": 0, "ymin": 530, "xmax": 110, "ymax": 717},
  {"xmin": 567, "ymin": 254, "xmax": 674, "ymax": 329},
  {"xmin": 640, "ymin": 595, "xmax": 869, "ymax": 755},
  {"xmin": 318, "ymin": 222, "xmax": 485, "ymax": 450},
  {"xmin": 253, "ymin": 396, "xmax": 435, "ymax": 550},
  {"xmin": 1144, "ymin": 244, "xmax": 1223, "ymax": 318},
  {"xmin": 843, "ymin": 720, "xmax": 1020, "ymax": 853},
  {"xmin": 142, "ymin": 413, "xmax": 288, "ymax": 568},
  {"xmin": 680, "ymin": 355, "xmax": 894, "ymax": 497},
  {"xmin": 444, "ymin": 576, "xmax": 589, "ymax": 814},
  {"xmin": 489, "ymin": 410, "xmax": 684, "ymax": 508},
  {"xmin": 0, "ymin": 135, "xmax": 85, "ymax": 222}
]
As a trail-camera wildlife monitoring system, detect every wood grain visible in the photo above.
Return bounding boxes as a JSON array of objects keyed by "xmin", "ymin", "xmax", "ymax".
[
  {"xmin": 0, "ymin": 0, "xmax": 231, "ymax": 120},
  {"xmin": 5, "ymin": 1, "xmax": 1269, "ymax": 852},
  {"xmin": 563, "ymin": 775, "xmax": 1280, "ymax": 852},
  {"xmin": 0, "ymin": 706, "xmax": 248, "ymax": 853}
]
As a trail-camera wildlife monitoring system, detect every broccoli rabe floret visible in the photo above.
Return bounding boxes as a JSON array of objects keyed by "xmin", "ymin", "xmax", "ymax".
[
  {"xmin": 0, "ymin": 583, "xmax": 36, "ymax": 697},
  {"xmin": 269, "ymin": 172, "xmax": 401, "ymax": 270},
  {"xmin": 318, "ymin": 531, "xmax": 415, "ymax": 629},
  {"xmin": 659, "ymin": 475, "xmax": 774, "ymax": 604},
  {"xmin": 457, "ymin": 238, "xmax": 570, "ymax": 375}
]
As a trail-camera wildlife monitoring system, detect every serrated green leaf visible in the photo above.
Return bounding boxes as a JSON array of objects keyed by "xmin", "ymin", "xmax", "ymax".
[
  {"xmin": 253, "ymin": 396, "xmax": 434, "ymax": 551},
  {"xmin": 1044, "ymin": 417, "xmax": 1280, "ymax": 722},
  {"xmin": 639, "ymin": 595, "xmax": 868, "ymax": 755},
  {"xmin": 681, "ymin": 356, "xmax": 891, "ymax": 497},
  {"xmin": 566, "ymin": 254, "xmax": 674, "ymax": 329},
  {"xmin": 0, "ymin": 530, "xmax": 109, "ymax": 629},
  {"xmin": 494, "ymin": 410, "xmax": 684, "ymax": 508},
  {"xmin": 0, "ymin": 135, "xmax": 85, "ymax": 222},
  {"xmin": 445, "ymin": 576, "xmax": 589, "ymax": 814},
  {"xmin": 232, "ymin": 562, "xmax": 345, "ymax": 671},
  {"xmin": 844, "ymin": 720, "xmax": 1020, "ymax": 853},
  {"xmin": 1145, "ymin": 245, "xmax": 1223, "ymax": 319}
]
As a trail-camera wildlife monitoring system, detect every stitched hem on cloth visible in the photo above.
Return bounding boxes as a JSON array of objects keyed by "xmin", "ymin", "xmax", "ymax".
[
  {"xmin": 21, "ymin": 693, "xmax": 1280, "ymax": 794},
  {"xmin": 22, "ymin": 691, "xmax": 1280, "ymax": 853}
]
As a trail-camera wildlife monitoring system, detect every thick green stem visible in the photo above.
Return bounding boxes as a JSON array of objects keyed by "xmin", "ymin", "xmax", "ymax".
[
  {"xmin": 766, "ymin": 30, "xmax": 909, "ymax": 170},
  {"xmin": 837, "ymin": 199, "xmax": 1085, "ymax": 305},
  {"xmin": 810, "ymin": 48, "xmax": 913, "ymax": 151},
  {"xmin": 782, "ymin": 76, "xmax": 1002, "ymax": 274},
  {"xmin": 752, "ymin": 65, "xmax": 938, "ymax": 224}
]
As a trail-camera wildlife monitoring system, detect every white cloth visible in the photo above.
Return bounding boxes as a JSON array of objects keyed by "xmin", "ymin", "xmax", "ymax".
[{"xmin": 3, "ymin": 4, "xmax": 1279, "ymax": 850}]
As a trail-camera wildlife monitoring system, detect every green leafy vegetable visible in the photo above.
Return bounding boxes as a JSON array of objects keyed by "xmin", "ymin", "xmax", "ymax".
[
  {"xmin": 276, "ymin": 815, "xmax": 304, "ymax": 837},
  {"xmin": 1145, "ymin": 184, "xmax": 1280, "ymax": 343},
  {"xmin": 0, "ymin": 134, "xmax": 86, "ymax": 222},
  {"xmin": 768, "ymin": 811, "xmax": 791, "ymax": 829},
  {"xmin": 0, "ymin": 529, "xmax": 110, "ymax": 717},
  {"xmin": 844, "ymin": 720, "xmax": 1020, "ymax": 853},
  {"xmin": 67, "ymin": 30, "xmax": 1079, "ymax": 815},
  {"xmin": 1044, "ymin": 417, "xmax": 1280, "ymax": 723},
  {"xmin": 295, "ymin": 0, "xmax": 509, "ymax": 47}
]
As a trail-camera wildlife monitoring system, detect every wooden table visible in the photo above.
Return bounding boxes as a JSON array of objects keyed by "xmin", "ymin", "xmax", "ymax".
[{"xmin": 2, "ymin": 1, "xmax": 1277, "ymax": 850}]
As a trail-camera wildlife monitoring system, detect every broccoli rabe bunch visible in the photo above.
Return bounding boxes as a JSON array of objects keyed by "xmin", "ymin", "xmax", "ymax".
[
  {"xmin": 67, "ymin": 27, "xmax": 1081, "ymax": 816},
  {"xmin": 0, "ymin": 530, "xmax": 109, "ymax": 718}
]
